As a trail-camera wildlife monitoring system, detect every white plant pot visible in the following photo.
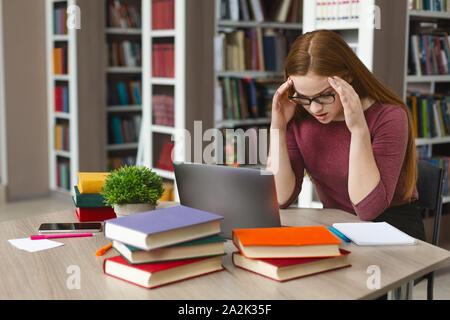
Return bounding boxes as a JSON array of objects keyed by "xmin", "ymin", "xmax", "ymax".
[{"xmin": 114, "ymin": 203, "xmax": 156, "ymax": 217}]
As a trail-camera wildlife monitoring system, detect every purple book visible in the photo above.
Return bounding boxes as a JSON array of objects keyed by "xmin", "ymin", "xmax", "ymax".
[{"xmin": 104, "ymin": 205, "xmax": 224, "ymax": 250}]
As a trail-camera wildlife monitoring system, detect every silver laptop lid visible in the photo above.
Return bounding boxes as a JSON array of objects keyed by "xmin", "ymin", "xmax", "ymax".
[{"xmin": 173, "ymin": 162, "xmax": 281, "ymax": 239}]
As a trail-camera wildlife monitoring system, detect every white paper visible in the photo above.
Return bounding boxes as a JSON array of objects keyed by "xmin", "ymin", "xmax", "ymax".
[
  {"xmin": 8, "ymin": 237, "xmax": 64, "ymax": 252},
  {"xmin": 332, "ymin": 222, "xmax": 417, "ymax": 246}
]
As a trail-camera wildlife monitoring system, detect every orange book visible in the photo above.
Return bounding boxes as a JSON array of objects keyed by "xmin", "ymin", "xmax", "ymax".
[
  {"xmin": 232, "ymin": 226, "xmax": 342, "ymax": 259},
  {"xmin": 53, "ymin": 48, "xmax": 62, "ymax": 74}
]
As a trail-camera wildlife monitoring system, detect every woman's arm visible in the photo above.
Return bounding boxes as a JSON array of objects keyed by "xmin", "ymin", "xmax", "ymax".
[
  {"xmin": 267, "ymin": 128, "xmax": 296, "ymax": 205},
  {"xmin": 348, "ymin": 126, "xmax": 381, "ymax": 205},
  {"xmin": 266, "ymin": 78, "xmax": 302, "ymax": 206},
  {"xmin": 329, "ymin": 76, "xmax": 408, "ymax": 220}
]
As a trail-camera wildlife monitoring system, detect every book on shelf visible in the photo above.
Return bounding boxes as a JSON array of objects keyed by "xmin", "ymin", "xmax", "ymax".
[
  {"xmin": 152, "ymin": 0, "xmax": 175, "ymax": 30},
  {"xmin": 152, "ymin": 43, "xmax": 175, "ymax": 77},
  {"xmin": 159, "ymin": 181, "xmax": 175, "ymax": 201},
  {"xmin": 108, "ymin": 115, "xmax": 141, "ymax": 145},
  {"xmin": 54, "ymin": 86, "xmax": 69, "ymax": 113},
  {"xmin": 232, "ymin": 226, "xmax": 342, "ymax": 259},
  {"xmin": 409, "ymin": 0, "xmax": 450, "ymax": 12},
  {"xmin": 217, "ymin": 0, "xmax": 302, "ymax": 23},
  {"xmin": 407, "ymin": 94, "xmax": 450, "ymax": 139},
  {"xmin": 107, "ymin": 156, "xmax": 137, "ymax": 171},
  {"xmin": 107, "ymin": 0, "xmax": 142, "ymax": 29},
  {"xmin": 103, "ymin": 254, "xmax": 224, "ymax": 289},
  {"xmin": 217, "ymin": 77, "xmax": 276, "ymax": 121},
  {"xmin": 157, "ymin": 141, "xmax": 175, "ymax": 172},
  {"xmin": 216, "ymin": 28, "xmax": 293, "ymax": 73},
  {"xmin": 232, "ymin": 249, "xmax": 351, "ymax": 282},
  {"xmin": 152, "ymin": 94, "xmax": 174, "ymax": 126},
  {"xmin": 53, "ymin": 47, "xmax": 68, "ymax": 75},
  {"xmin": 104, "ymin": 205, "xmax": 224, "ymax": 251},
  {"xmin": 316, "ymin": 0, "xmax": 360, "ymax": 22},
  {"xmin": 53, "ymin": 7, "xmax": 68, "ymax": 35},
  {"xmin": 108, "ymin": 40, "xmax": 142, "ymax": 67},
  {"xmin": 54, "ymin": 123, "xmax": 70, "ymax": 151},
  {"xmin": 409, "ymin": 32, "xmax": 450, "ymax": 76},
  {"xmin": 107, "ymin": 80, "xmax": 142, "ymax": 106},
  {"xmin": 56, "ymin": 160, "xmax": 70, "ymax": 191},
  {"xmin": 112, "ymin": 235, "xmax": 227, "ymax": 264}
]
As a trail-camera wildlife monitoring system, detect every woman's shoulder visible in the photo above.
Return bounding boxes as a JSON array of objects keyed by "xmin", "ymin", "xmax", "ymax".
[{"xmin": 366, "ymin": 102, "xmax": 408, "ymax": 127}]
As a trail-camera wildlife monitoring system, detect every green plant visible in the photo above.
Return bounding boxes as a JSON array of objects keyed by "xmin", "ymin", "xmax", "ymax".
[{"xmin": 101, "ymin": 165, "xmax": 164, "ymax": 207}]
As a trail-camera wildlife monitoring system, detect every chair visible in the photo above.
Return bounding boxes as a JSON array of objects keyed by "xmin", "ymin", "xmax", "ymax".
[{"xmin": 414, "ymin": 159, "xmax": 445, "ymax": 300}]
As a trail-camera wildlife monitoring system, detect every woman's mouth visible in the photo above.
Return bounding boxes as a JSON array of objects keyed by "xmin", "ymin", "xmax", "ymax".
[{"xmin": 314, "ymin": 113, "xmax": 328, "ymax": 121}]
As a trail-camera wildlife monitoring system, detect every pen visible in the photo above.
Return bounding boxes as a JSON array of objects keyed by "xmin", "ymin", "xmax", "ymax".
[
  {"xmin": 329, "ymin": 226, "xmax": 351, "ymax": 243},
  {"xmin": 96, "ymin": 243, "xmax": 113, "ymax": 256},
  {"xmin": 30, "ymin": 233, "xmax": 93, "ymax": 240}
]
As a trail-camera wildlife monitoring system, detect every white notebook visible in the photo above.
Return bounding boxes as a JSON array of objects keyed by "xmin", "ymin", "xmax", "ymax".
[{"xmin": 332, "ymin": 222, "xmax": 417, "ymax": 246}]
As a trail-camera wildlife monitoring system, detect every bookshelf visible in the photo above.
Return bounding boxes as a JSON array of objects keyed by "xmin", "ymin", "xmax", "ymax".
[
  {"xmin": 404, "ymin": 3, "xmax": 450, "ymax": 203},
  {"xmin": 214, "ymin": 0, "xmax": 303, "ymax": 170},
  {"xmin": 138, "ymin": 0, "xmax": 215, "ymax": 200},
  {"xmin": 105, "ymin": 0, "xmax": 143, "ymax": 171},
  {"xmin": 46, "ymin": 0, "xmax": 105, "ymax": 195}
]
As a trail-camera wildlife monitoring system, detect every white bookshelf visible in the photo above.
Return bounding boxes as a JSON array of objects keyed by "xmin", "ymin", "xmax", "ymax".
[
  {"xmin": 46, "ymin": 0, "xmax": 79, "ymax": 194},
  {"xmin": 302, "ymin": 0, "xmax": 375, "ymax": 71},
  {"xmin": 213, "ymin": 0, "xmax": 304, "ymax": 170},
  {"xmin": 403, "ymin": 7, "xmax": 450, "ymax": 204},
  {"xmin": 104, "ymin": 0, "xmax": 143, "ymax": 171},
  {"xmin": 139, "ymin": 0, "xmax": 185, "ymax": 184}
]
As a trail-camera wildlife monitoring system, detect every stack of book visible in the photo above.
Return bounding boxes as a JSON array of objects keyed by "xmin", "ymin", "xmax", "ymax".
[
  {"xmin": 103, "ymin": 205, "xmax": 226, "ymax": 289},
  {"xmin": 231, "ymin": 226, "xmax": 351, "ymax": 282},
  {"xmin": 73, "ymin": 172, "xmax": 116, "ymax": 222}
]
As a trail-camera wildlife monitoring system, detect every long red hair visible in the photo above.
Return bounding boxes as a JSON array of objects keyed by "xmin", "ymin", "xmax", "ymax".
[{"xmin": 284, "ymin": 30, "xmax": 417, "ymax": 202}]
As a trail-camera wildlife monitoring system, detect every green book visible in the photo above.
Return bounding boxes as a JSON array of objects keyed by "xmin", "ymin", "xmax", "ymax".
[
  {"xmin": 112, "ymin": 235, "xmax": 227, "ymax": 265},
  {"xmin": 73, "ymin": 185, "xmax": 107, "ymax": 208}
]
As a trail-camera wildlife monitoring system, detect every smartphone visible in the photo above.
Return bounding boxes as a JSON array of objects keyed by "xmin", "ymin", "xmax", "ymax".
[{"xmin": 38, "ymin": 222, "xmax": 103, "ymax": 234}]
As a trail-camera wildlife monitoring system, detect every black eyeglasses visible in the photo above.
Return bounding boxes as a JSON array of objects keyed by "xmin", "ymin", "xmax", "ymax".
[{"xmin": 288, "ymin": 93, "xmax": 336, "ymax": 106}]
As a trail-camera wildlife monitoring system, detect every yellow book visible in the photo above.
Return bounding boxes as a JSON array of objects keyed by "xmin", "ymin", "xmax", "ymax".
[{"xmin": 77, "ymin": 172, "xmax": 110, "ymax": 194}]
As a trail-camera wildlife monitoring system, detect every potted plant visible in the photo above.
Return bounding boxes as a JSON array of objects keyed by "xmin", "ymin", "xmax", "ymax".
[{"xmin": 101, "ymin": 165, "xmax": 164, "ymax": 217}]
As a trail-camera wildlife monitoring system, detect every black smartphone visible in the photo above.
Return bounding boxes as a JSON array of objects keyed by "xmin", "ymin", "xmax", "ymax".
[{"xmin": 38, "ymin": 222, "xmax": 103, "ymax": 234}]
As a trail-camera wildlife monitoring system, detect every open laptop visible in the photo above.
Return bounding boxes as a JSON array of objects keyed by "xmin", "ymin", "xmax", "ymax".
[{"xmin": 173, "ymin": 162, "xmax": 281, "ymax": 239}]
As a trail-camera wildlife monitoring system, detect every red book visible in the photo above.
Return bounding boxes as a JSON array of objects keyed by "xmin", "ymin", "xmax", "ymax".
[
  {"xmin": 54, "ymin": 87, "xmax": 63, "ymax": 112},
  {"xmin": 103, "ymin": 255, "xmax": 224, "ymax": 289},
  {"xmin": 232, "ymin": 249, "xmax": 351, "ymax": 282},
  {"xmin": 75, "ymin": 207, "xmax": 116, "ymax": 222},
  {"xmin": 157, "ymin": 141, "xmax": 174, "ymax": 171}
]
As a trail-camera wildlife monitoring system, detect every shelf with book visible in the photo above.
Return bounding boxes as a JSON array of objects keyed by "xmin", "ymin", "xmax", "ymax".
[
  {"xmin": 214, "ymin": 0, "xmax": 303, "ymax": 169},
  {"xmin": 405, "ymin": 1, "xmax": 450, "ymax": 202},
  {"xmin": 46, "ymin": 0, "xmax": 107, "ymax": 195},
  {"xmin": 105, "ymin": 0, "xmax": 143, "ymax": 170},
  {"xmin": 46, "ymin": 0, "xmax": 76, "ymax": 194},
  {"xmin": 137, "ymin": 0, "xmax": 215, "ymax": 202}
]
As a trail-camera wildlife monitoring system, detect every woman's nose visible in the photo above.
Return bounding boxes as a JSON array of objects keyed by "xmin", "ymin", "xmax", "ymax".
[{"xmin": 309, "ymin": 101, "xmax": 324, "ymax": 114}]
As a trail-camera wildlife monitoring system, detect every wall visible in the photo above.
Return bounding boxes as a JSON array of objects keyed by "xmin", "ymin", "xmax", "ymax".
[{"xmin": 3, "ymin": 0, "xmax": 49, "ymax": 200}]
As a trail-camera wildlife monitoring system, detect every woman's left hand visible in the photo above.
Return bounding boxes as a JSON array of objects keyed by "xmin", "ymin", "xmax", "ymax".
[{"xmin": 328, "ymin": 76, "xmax": 368, "ymax": 135}]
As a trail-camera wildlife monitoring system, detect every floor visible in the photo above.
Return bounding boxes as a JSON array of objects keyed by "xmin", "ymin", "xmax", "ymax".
[{"xmin": 0, "ymin": 196, "xmax": 449, "ymax": 300}]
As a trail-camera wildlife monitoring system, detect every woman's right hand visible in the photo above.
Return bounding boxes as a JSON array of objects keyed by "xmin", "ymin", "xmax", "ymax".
[{"xmin": 271, "ymin": 78, "xmax": 297, "ymax": 131}]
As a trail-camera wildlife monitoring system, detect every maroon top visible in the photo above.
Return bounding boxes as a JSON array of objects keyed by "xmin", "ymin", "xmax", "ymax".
[{"xmin": 280, "ymin": 102, "xmax": 418, "ymax": 221}]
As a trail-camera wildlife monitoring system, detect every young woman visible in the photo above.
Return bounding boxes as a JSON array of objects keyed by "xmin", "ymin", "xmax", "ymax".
[{"xmin": 267, "ymin": 30, "xmax": 425, "ymax": 240}]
